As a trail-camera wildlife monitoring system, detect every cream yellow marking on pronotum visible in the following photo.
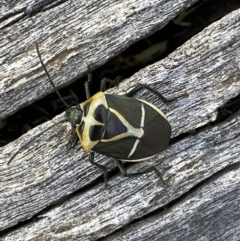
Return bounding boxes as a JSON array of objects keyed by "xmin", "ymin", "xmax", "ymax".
[{"xmin": 76, "ymin": 92, "xmax": 108, "ymax": 150}]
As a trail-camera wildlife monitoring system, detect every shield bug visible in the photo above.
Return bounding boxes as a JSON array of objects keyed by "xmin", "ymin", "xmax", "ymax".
[{"xmin": 9, "ymin": 43, "xmax": 182, "ymax": 186}]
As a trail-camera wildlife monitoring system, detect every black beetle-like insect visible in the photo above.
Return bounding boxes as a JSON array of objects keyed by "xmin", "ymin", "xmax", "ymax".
[{"xmin": 9, "ymin": 43, "xmax": 180, "ymax": 185}]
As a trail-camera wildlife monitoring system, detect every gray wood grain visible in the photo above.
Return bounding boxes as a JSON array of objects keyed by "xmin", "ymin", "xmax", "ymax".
[
  {"xmin": 1, "ymin": 101, "xmax": 240, "ymax": 240},
  {"xmin": 103, "ymin": 160, "xmax": 240, "ymax": 241},
  {"xmin": 0, "ymin": 2, "xmax": 240, "ymax": 241},
  {"xmin": 0, "ymin": 0, "xmax": 198, "ymax": 120}
]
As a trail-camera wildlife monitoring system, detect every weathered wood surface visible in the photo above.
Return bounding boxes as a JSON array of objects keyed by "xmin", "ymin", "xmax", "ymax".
[
  {"xmin": 103, "ymin": 161, "xmax": 240, "ymax": 241},
  {"xmin": 1, "ymin": 2, "xmax": 240, "ymax": 241},
  {"xmin": 2, "ymin": 109, "xmax": 240, "ymax": 240},
  {"xmin": 0, "ymin": 0, "xmax": 199, "ymax": 120}
]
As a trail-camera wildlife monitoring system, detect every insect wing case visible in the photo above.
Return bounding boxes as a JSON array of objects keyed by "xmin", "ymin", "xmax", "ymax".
[{"xmin": 90, "ymin": 93, "xmax": 171, "ymax": 161}]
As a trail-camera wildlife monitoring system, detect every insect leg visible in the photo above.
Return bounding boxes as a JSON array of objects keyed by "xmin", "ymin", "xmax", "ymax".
[
  {"xmin": 219, "ymin": 99, "xmax": 240, "ymax": 115},
  {"xmin": 126, "ymin": 84, "xmax": 184, "ymax": 103},
  {"xmin": 87, "ymin": 65, "xmax": 92, "ymax": 83},
  {"xmin": 83, "ymin": 65, "xmax": 93, "ymax": 99},
  {"xmin": 100, "ymin": 76, "xmax": 122, "ymax": 91},
  {"xmin": 67, "ymin": 129, "xmax": 78, "ymax": 148},
  {"xmin": 84, "ymin": 81, "xmax": 91, "ymax": 99},
  {"xmin": 88, "ymin": 152, "xmax": 108, "ymax": 186},
  {"xmin": 115, "ymin": 159, "xmax": 169, "ymax": 196},
  {"xmin": 115, "ymin": 159, "xmax": 163, "ymax": 179}
]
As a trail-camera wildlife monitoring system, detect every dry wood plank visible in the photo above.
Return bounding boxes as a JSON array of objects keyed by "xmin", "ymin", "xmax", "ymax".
[
  {"xmin": 1, "ymin": 107, "xmax": 240, "ymax": 240},
  {"xmin": 103, "ymin": 161, "xmax": 240, "ymax": 241},
  {"xmin": 0, "ymin": 8, "xmax": 240, "ymax": 238},
  {"xmin": 0, "ymin": 0, "xmax": 199, "ymax": 120}
]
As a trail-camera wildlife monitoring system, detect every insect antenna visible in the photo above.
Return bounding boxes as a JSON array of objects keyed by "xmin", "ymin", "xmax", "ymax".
[
  {"xmin": 8, "ymin": 43, "xmax": 71, "ymax": 165},
  {"xmin": 36, "ymin": 43, "xmax": 70, "ymax": 109},
  {"xmin": 8, "ymin": 119, "xmax": 66, "ymax": 165}
]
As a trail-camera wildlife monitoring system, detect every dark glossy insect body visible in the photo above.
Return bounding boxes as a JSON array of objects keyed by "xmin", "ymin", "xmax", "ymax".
[
  {"xmin": 76, "ymin": 91, "xmax": 171, "ymax": 161},
  {"xmin": 64, "ymin": 79, "xmax": 177, "ymax": 185},
  {"xmin": 9, "ymin": 43, "xmax": 181, "ymax": 186}
]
